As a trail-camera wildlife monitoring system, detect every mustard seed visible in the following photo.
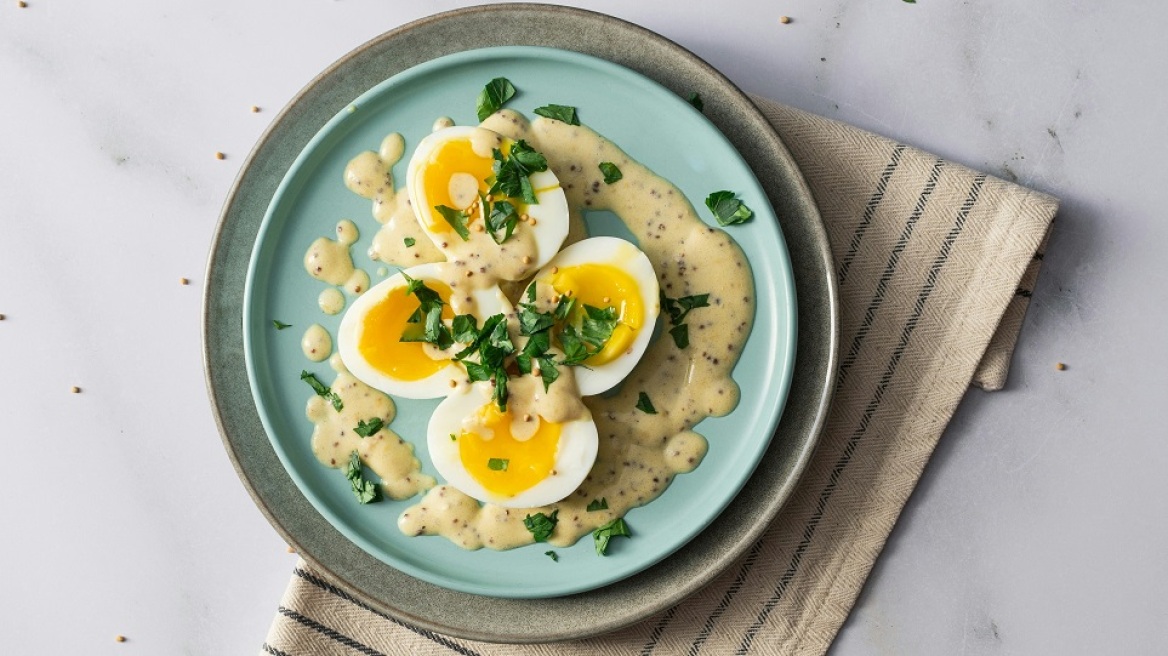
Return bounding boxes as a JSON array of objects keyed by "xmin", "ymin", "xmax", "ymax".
[
  {"xmin": 214, "ymin": 151, "xmax": 225, "ymax": 160},
  {"xmin": 1056, "ymin": 362, "xmax": 1067, "ymax": 371},
  {"xmin": 71, "ymin": 386, "xmax": 81, "ymax": 394},
  {"xmin": 779, "ymin": 15, "xmax": 791, "ymax": 24}
]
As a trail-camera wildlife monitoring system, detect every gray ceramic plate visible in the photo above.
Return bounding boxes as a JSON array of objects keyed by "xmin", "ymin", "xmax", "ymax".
[{"xmin": 204, "ymin": 3, "xmax": 837, "ymax": 643}]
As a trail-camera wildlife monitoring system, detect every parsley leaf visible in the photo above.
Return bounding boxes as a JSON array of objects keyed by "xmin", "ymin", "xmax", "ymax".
[
  {"xmin": 659, "ymin": 291, "xmax": 708, "ymax": 349},
  {"xmin": 523, "ymin": 509, "xmax": 559, "ymax": 542},
  {"xmin": 476, "ymin": 77, "xmax": 516, "ymax": 121},
  {"xmin": 586, "ymin": 498, "xmax": 608, "ymax": 512},
  {"xmin": 301, "ymin": 370, "xmax": 343, "ymax": 412},
  {"xmin": 533, "ymin": 104, "xmax": 580, "ymax": 125},
  {"xmin": 704, "ymin": 190, "xmax": 754, "ymax": 226},
  {"xmin": 668, "ymin": 323, "xmax": 689, "ymax": 349},
  {"xmin": 635, "ymin": 392, "xmax": 657, "ymax": 414},
  {"xmin": 487, "ymin": 199, "xmax": 519, "ymax": 244},
  {"xmin": 345, "ymin": 451, "xmax": 380, "ymax": 504},
  {"xmin": 434, "ymin": 205, "xmax": 471, "ymax": 240},
  {"xmin": 519, "ymin": 304, "xmax": 555, "ymax": 336},
  {"xmin": 488, "ymin": 457, "xmax": 509, "ymax": 471},
  {"xmin": 558, "ymin": 323, "xmax": 591, "ymax": 366},
  {"xmin": 581, "ymin": 305, "xmax": 618, "ymax": 349},
  {"xmin": 545, "ymin": 550, "xmax": 559, "ymax": 562},
  {"xmin": 553, "ymin": 295, "xmax": 575, "ymax": 322},
  {"xmin": 272, "ymin": 320, "xmax": 292, "ymax": 330},
  {"xmin": 593, "ymin": 517, "xmax": 631, "ymax": 556},
  {"xmin": 398, "ymin": 273, "xmax": 453, "ymax": 349},
  {"xmin": 508, "ymin": 140, "xmax": 548, "ymax": 172},
  {"xmin": 451, "ymin": 314, "xmax": 479, "ymax": 345},
  {"xmin": 354, "ymin": 418, "xmax": 384, "ymax": 437},
  {"xmin": 599, "ymin": 162, "xmax": 622, "ymax": 184},
  {"xmin": 537, "ymin": 356, "xmax": 559, "ymax": 391},
  {"xmin": 492, "ymin": 370, "xmax": 508, "ymax": 411},
  {"xmin": 403, "ymin": 237, "xmax": 416, "ymax": 248},
  {"xmin": 687, "ymin": 92, "xmax": 704, "ymax": 111},
  {"xmin": 489, "ymin": 141, "xmax": 548, "ymax": 205}
]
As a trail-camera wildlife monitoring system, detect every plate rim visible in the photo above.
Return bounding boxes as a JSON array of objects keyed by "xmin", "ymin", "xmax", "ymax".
[
  {"xmin": 204, "ymin": 2, "xmax": 838, "ymax": 643},
  {"xmin": 239, "ymin": 43, "xmax": 799, "ymax": 598}
]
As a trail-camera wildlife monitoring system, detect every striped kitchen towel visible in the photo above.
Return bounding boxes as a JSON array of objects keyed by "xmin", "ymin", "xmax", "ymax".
[{"xmin": 262, "ymin": 97, "xmax": 1057, "ymax": 655}]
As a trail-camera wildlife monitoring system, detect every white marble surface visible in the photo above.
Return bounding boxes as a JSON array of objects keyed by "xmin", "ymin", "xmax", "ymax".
[{"xmin": 2, "ymin": 1, "xmax": 1165, "ymax": 653}]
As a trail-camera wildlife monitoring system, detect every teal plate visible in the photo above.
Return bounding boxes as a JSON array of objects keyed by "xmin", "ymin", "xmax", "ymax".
[{"xmin": 242, "ymin": 46, "xmax": 796, "ymax": 598}]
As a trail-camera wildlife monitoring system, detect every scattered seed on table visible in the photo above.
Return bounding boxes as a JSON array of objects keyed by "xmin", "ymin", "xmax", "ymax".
[
  {"xmin": 779, "ymin": 15, "xmax": 791, "ymax": 24},
  {"xmin": 214, "ymin": 151, "xmax": 225, "ymax": 160},
  {"xmin": 1056, "ymin": 362, "xmax": 1067, "ymax": 371},
  {"xmin": 115, "ymin": 635, "xmax": 127, "ymax": 643},
  {"xmin": 71, "ymin": 386, "xmax": 81, "ymax": 394},
  {"xmin": 18, "ymin": 1, "xmax": 28, "ymax": 7},
  {"xmin": 250, "ymin": 105, "xmax": 261, "ymax": 113},
  {"xmin": 180, "ymin": 277, "xmax": 190, "ymax": 286},
  {"xmin": 0, "ymin": 313, "xmax": 6, "ymax": 320}
]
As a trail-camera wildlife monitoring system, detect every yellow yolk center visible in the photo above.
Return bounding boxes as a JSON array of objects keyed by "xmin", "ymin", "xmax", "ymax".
[
  {"xmin": 357, "ymin": 281, "xmax": 454, "ymax": 381},
  {"xmin": 458, "ymin": 404, "xmax": 562, "ymax": 497},
  {"xmin": 421, "ymin": 139, "xmax": 494, "ymax": 232},
  {"xmin": 549, "ymin": 263, "xmax": 644, "ymax": 366}
]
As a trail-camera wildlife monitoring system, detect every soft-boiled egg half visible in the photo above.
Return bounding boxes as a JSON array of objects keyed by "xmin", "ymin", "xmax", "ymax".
[
  {"xmin": 427, "ymin": 383, "xmax": 599, "ymax": 508},
  {"xmin": 405, "ymin": 126, "xmax": 569, "ymax": 273},
  {"xmin": 530, "ymin": 236, "xmax": 660, "ymax": 396},
  {"xmin": 337, "ymin": 263, "xmax": 513, "ymax": 399}
]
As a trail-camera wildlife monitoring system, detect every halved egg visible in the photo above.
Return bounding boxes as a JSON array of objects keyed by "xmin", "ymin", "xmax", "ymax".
[
  {"xmin": 405, "ymin": 125, "xmax": 569, "ymax": 275},
  {"xmin": 427, "ymin": 382, "xmax": 599, "ymax": 508},
  {"xmin": 529, "ymin": 236, "xmax": 660, "ymax": 396},
  {"xmin": 337, "ymin": 262, "xmax": 513, "ymax": 399}
]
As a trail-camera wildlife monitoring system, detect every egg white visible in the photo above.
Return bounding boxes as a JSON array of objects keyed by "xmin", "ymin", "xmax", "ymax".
[
  {"xmin": 531, "ymin": 236, "xmax": 660, "ymax": 396},
  {"xmin": 427, "ymin": 382, "xmax": 599, "ymax": 509},
  {"xmin": 405, "ymin": 125, "xmax": 569, "ymax": 275},
  {"xmin": 337, "ymin": 262, "xmax": 512, "ymax": 399}
]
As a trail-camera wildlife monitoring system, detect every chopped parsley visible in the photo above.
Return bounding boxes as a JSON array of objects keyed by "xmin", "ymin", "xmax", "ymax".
[
  {"xmin": 635, "ymin": 392, "xmax": 657, "ymax": 415},
  {"xmin": 300, "ymin": 370, "xmax": 343, "ymax": 412},
  {"xmin": 523, "ymin": 509, "xmax": 559, "ymax": 542},
  {"xmin": 581, "ymin": 305, "xmax": 618, "ymax": 349},
  {"xmin": 489, "ymin": 140, "xmax": 548, "ymax": 205},
  {"xmin": 533, "ymin": 104, "xmax": 580, "ymax": 125},
  {"xmin": 593, "ymin": 517, "xmax": 631, "ymax": 556},
  {"xmin": 403, "ymin": 237, "xmax": 416, "ymax": 248},
  {"xmin": 659, "ymin": 292, "xmax": 710, "ymax": 349},
  {"xmin": 687, "ymin": 92, "xmax": 704, "ymax": 112},
  {"xmin": 488, "ymin": 457, "xmax": 509, "ymax": 471},
  {"xmin": 705, "ymin": 190, "xmax": 754, "ymax": 226},
  {"xmin": 451, "ymin": 313, "xmax": 514, "ymax": 410},
  {"xmin": 599, "ymin": 162, "xmax": 623, "ymax": 184},
  {"xmin": 449, "ymin": 433, "xmax": 457, "ymax": 442},
  {"xmin": 586, "ymin": 498, "xmax": 608, "ymax": 512},
  {"xmin": 545, "ymin": 550, "xmax": 559, "ymax": 562},
  {"xmin": 668, "ymin": 323, "xmax": 690, "ymax": 349},
  {"xmin": 476, "ymin": 77, "xmax": 516, "ymax": 121},
  {"xmin": 434, "ymin": 205, "xmax": 471, "ymax": 241},
  {"xmin": 272, "ymin": 320, "xmax": 292, "ymax": 330},
  {"xmin": 486, "ymin": 197, "xmax": 519, "ymax": 244},
  {"xmin": 345, "ymin": 451, "xmax": 380, "ymax": 504},
  {"xmin": 354, "ymin": 418, "xmax": 383, "ymax": 437},
  {"xmin": 398, "ymin": 272, "xmax": 453, "ymax": 350}
]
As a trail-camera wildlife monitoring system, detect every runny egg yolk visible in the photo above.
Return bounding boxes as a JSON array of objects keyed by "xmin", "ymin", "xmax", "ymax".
[
  {"xmin": 357, "ymin": 281, "xmax": 454, "ymax": 381},
  {"xmin": 458, "ymin": 404, "xmax": 562, "ymax": 497},
  {"xmin": 421, "ymin": 138, "xmax": 495, "ymax": 232},
  {"xmin": 550, "ymin": 264, "xmax": 644, "ymax": 366}
]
